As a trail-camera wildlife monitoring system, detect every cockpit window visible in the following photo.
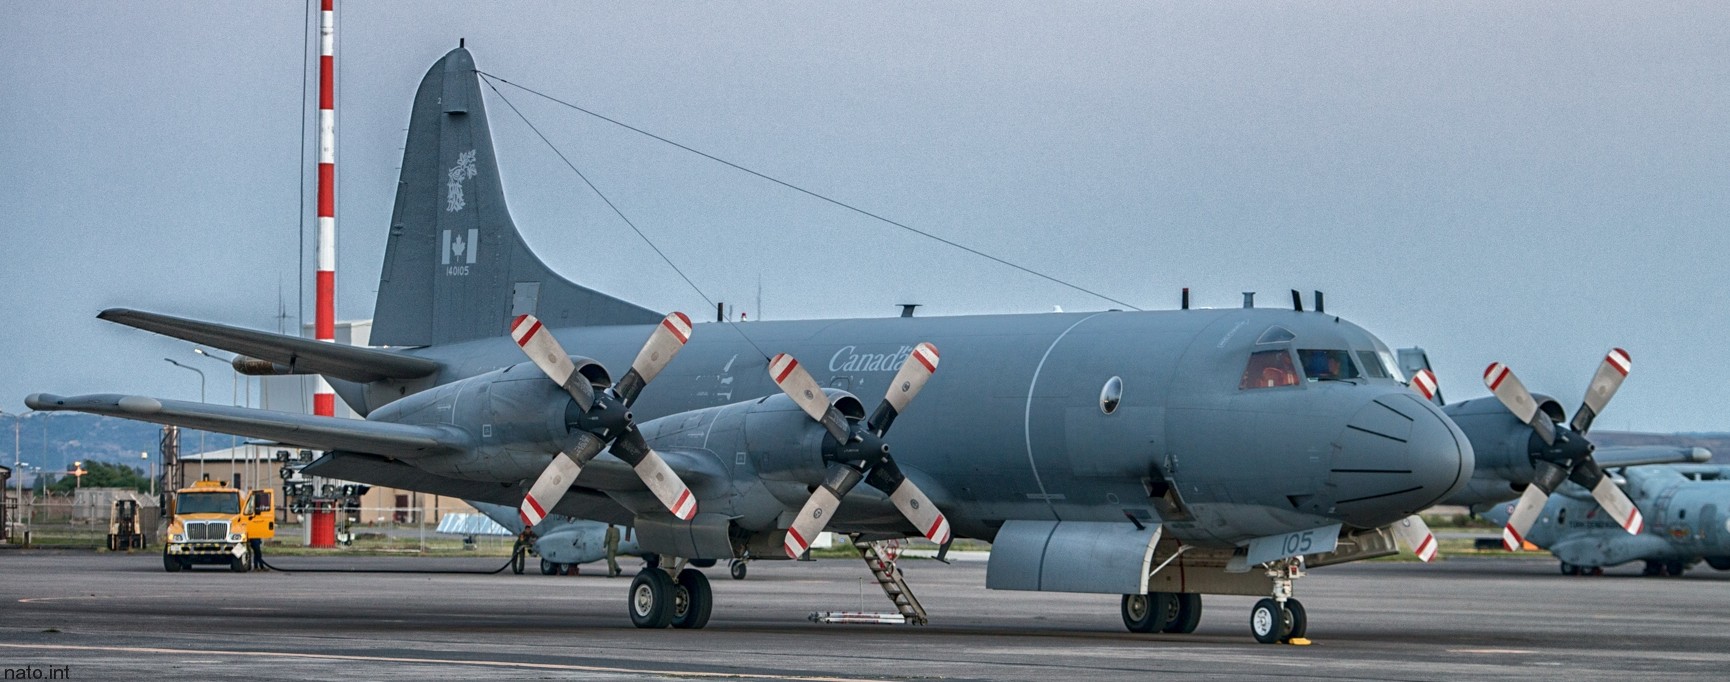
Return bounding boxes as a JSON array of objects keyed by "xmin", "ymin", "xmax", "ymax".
[
  {"xmin": 1298, "ymin": 349, "xmax": 1361, "ymax": 382},
  {"xmin": 1378, "ymin": 350, "xmax": 1406, "ymax": 382},
  {"xmin": 1256, "ymin": 326, "xmax": 1296, "ymax": 345},
  {"xmin": 1356, "ymin": 351, "xmax": 1390, "ymax": 379},
  {"xmin": 1240, "ymin": 350, "xmax": 1300, "ymax": 389}
]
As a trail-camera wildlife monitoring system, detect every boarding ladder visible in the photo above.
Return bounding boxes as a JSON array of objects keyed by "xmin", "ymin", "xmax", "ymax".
[{"xmin": 809, "ymin": 535, "xmax": 930, "ymax": 625}]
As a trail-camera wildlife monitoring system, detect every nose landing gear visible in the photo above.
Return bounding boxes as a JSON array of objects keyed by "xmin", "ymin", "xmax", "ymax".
[{"xmin": 1250, "ymin": 559, "xmax": 1309, "ymax": 644}]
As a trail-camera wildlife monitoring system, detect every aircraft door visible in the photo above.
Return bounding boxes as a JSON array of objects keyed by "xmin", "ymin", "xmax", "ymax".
[{"xmin": 1700, "ymin": 504, "xmax": 1718, "ymax": 545}]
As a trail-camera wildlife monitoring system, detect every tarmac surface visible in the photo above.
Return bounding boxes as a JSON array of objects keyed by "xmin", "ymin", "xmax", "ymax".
[{"xmin": 2, "ymin": 549, "xmax": 1728, "ymax": 680}]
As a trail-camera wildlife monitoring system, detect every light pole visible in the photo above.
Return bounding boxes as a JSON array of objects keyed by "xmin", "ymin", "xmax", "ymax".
[
  {"xmin": 141, "ymin": 451, "xmax": 154, "ymax": 497},
  {"xmin": 164, "ymin": 358, "xmax": 207, "ymax": 477}
]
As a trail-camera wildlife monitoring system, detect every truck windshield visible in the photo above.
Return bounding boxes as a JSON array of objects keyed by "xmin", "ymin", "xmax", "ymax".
[{"xmin": 178, "ymin": 492, "xmax": 240, "ymax": 515}]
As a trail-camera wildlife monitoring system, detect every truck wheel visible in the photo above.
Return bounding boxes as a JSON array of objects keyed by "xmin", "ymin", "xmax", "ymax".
[
  {"xmin": 231, "ymin": 550, "xmax": 252, "ymax": 573},
  {"xmin": 164, "ymin": 551, "xmax": 183, "ymax": 573}
]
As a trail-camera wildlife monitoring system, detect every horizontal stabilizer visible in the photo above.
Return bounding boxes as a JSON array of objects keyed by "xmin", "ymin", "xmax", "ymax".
[
  {"xmin": 1594, "ymin": 445, "xmax": 1712, "ymax": 468},
  {"xmin": 26, "ymin": 393, "xmax": 469, "ymax": 460},
  {"xmin": 99, "ymin": 308, "xmax": 441, "ymax": 383}
]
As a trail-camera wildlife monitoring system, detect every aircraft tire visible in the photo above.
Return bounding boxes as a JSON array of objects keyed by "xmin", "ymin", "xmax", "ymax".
[
  {"xmin": 1249, "ymin": 598, "xmax": 1289, "ymax": 644},
  {"xmin": 1642, "ymin": 561, "xmax": 1662, "ymax": 576},
  {"xmin": 1560, "ymin": 563, "xmax": 1579, "ymax": 576},
  {"xmin": 729, "ymin": 560, "xmax": 747, "ymax": 580},
  {"xmin": 1163, "ymin": 593, "xmax": 1202, "ymax": 634},
  {"xmin": 540, "ymin": 558, "xmax": 558, "ymax": 575},
  {"xmin": 671, "ymin": 569, "xmax": 713, "ymax": 629},
  {"xmin": 629, "ymin": 569, "xmax": 675, "ymax": 629},
  {"xmin": 163, "ymin": 551, "xmax": 183, "ymax": 573},
  {"xmin": 1121, "ymin": 592, "xmax": 1173, "ymax": 633},
  {"xmin": 1284, "ymin": 599, "xmax": 1307, "ymax": 640},
  {"xmin": 1665, "ymin": 560, "xmax": 1686, "ymax": 577}
]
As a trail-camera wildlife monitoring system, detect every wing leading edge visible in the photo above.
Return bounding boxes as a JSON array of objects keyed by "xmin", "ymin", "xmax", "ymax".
[{"xmin": 25, "ymin": 393, "xmax": 470, "ymax": 460}]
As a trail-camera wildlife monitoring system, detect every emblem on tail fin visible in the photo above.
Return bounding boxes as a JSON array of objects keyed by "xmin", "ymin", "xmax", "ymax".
[
  {"xmin": 445, "ymin": 149, "xmax": 478, "ymax": 212},
  {"xmin": 442, "ymin": 228, "xmax": 479, "ymax": 273}
]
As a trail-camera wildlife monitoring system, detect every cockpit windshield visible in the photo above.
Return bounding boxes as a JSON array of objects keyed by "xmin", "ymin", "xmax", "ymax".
[
  {"xmin": 1298, "ymin": 349, "xmax": 1360, "ymax": 382},
  {"xmin": 1240, "ymin": 350, "xmax": 1300, "ymax": 389}
]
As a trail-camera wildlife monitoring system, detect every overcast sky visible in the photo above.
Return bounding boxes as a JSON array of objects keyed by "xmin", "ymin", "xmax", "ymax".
[{"xmin": 3, "ymin": 2, "xmax": 1728, "ymax": 432}]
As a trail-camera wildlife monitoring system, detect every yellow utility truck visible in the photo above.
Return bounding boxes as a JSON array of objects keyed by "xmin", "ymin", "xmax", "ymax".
[{"xmin": 162, "ymin": 476, "xmax": 274, "ymax": 572}]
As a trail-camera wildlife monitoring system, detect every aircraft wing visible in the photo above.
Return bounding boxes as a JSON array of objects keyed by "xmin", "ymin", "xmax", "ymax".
[
  {"xmin": 25, "ymin": 393, "xmax": 470, "ymax": 460},
  {"xmin": 1595, "ymin": 445, "xmax": 1712, "ymax": 469},
  {"xmin": 98, "ymin": 308, "xmax": 441, "ymax": 383}
]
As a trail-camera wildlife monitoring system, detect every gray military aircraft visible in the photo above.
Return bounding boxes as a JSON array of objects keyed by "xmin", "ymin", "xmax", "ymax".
[
  {"xmin": 466, "ymin": 500, "xmax": 647, "ymax": 576},
  {"xmin": 27, "ymin": 47, "xmax": 1471, "ymax": 643},
  {"xmin": 1479, "ymin": 464, "xmax": 1730, "ymax": 576}
]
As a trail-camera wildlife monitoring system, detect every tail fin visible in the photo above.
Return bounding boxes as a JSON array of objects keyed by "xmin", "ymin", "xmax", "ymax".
[{"xmin": 371, "ymin": 47, "xmax": 662, "ymax": 348}]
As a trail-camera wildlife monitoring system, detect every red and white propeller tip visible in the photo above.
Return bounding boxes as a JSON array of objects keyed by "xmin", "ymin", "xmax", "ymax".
[
  {"xmin": 1392, "ymin": 515, "xmax": 1437, "ymax": 562},
  {"xmin": 1409, "ymin": 369, "xmax": 1438, "ymax": 401}
]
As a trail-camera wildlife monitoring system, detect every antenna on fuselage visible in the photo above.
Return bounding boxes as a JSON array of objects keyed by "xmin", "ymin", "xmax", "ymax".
[
  {"xmin": 899, "ymin": 304, "xmax": 921, "ymax": 318},
  {"xmin": 1242, "ymin": 292, "xmax": 1255, "ymax": 308},
  {"xmin": 1315, "ymin": 290, "xmax": 1325, "ymax": 314},
  {"xmin": 1181, "ymin": 288, "xmax": 1190, "ymax": 310},
  {"xmin": 1290, "ymin": 290, "xmax": 1304, "ymax": 312}
]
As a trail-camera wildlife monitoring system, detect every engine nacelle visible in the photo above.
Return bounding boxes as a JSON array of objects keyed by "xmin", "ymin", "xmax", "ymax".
[{"xmin": 367, "ymin": 360, "xmax": 609, "ymax": 479}]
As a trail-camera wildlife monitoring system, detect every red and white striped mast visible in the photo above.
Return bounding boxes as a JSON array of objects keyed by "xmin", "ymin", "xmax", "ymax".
[{"xmin": 313, "ymin": 0, "xmax": 336, "ymax": 420}]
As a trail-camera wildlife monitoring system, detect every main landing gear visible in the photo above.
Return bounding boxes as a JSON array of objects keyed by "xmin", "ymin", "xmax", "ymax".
[
  {"xmin": 1120, "ymin": 592, "xmax": 1202, "ymax": 634},
  {"xmin": 628, "ymin": 561, "xmax": 713, "ymax": 629}
]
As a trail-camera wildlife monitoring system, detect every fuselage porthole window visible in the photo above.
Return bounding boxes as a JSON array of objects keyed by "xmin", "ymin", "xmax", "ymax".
[{"xmin": 1100, "ymin": 376, "xmax": 1123, "ymax": 414}]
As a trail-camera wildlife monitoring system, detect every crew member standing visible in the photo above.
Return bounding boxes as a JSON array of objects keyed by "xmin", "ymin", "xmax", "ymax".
[{"xmin": 604, "ymin": 524, "xmax": 621, "ymax": 577}]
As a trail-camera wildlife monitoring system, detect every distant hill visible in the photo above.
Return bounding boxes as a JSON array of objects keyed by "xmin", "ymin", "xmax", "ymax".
[{"xmin": 3, "ymin": 412, "xmax": 232, "ymax": 482}]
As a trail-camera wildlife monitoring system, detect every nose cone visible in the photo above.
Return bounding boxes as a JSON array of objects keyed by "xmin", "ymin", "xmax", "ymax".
[{"xmin": 1329, "ymin": 392, "xmax": 1473, "ymax": 529}]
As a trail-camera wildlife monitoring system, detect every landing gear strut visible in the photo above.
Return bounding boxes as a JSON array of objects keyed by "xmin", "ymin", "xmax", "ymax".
[
  {"xmin": 628, "ymin": 562, "xmax": 714, "ymax": 629},
  {"xmin": 1250, "ymin": 559, "xmax": 1308, "ymax": 644}
]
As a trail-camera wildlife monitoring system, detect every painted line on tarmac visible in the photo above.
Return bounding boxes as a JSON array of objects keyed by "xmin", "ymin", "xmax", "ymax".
[{"xmin": 0, "ymin": 643, "xmax": 881, "ymax": 681}]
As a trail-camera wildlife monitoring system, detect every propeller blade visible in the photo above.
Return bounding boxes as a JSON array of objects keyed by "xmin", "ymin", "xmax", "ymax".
[
  {"xmin": 768, "ymin": 353, "xmax": 851, "ymax": 442},
  {"xmin": 1390, "ymin": 515, "xmax": 1438, "ymax": 562},
  {"xmin": 1501, "ymin": 460, "xmax": 1569, "ymax": 550},
  {"xmin": 1500, "ymin": 485, "xmax": 1551, "ymax": 551},
  {"xmin": 1586, "ymin": 475, "xmax": 1644, "ymax": 535},
  {"xmin": 613, "ymin": 312, "xmax": 694, "ymax": 405},
  {"xmin": 1483, "ymin": 362, "xmax": 1556, "ymax": 445},
  {"xmin": 886, "ymin": 476, "xmax": 952, "ymax": 546},
  {"xmin": 1570, "ymin": 348, "xmax": 1631, "ymax": 434},
  {"xmin": 865, "ymin": 459, "xmax": 953, "ymax": 546},
  {"xmin": 1409, "ymin": 369, "xmax": 1439, "ymax": 402},
  {"xmin": 611, "ymin": 429, "xmax": 698, "ymax": 521},
  {"xmin": 519, "ymin": 432, "xmax": 607, "ymax": 527},
  {"xmin": 783, "ymin": 464, "xmax": 865, "ymax": 558},
  {"xmin": 511, "ymin": 314, "xmax": 596, "ymax": 412},
  {"xmin": 867, "ymin": 342, "xmax": 939, "ymax": 436}
]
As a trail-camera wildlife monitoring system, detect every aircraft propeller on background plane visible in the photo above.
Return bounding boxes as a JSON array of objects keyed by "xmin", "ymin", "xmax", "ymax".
[
  {"xmin": 1483, "ymin": 349, "xmax": 1642, "ymax": 550},
  {"xmin": 512, "ymin": 312, "xmax": 699, "ymax": 527},
  {"xmin": 769, "ymin": 343, "xmax": 952, "ymax": 558}
]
